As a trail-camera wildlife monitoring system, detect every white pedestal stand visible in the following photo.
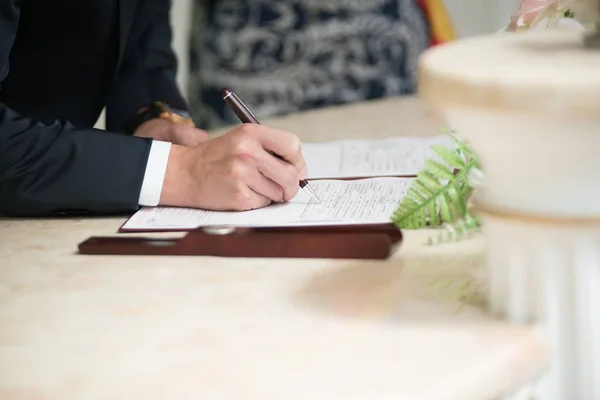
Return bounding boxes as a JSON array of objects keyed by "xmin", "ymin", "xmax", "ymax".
[{"xmin": 418, "ymin": 29, "xmax": 600, "ymax": 399}]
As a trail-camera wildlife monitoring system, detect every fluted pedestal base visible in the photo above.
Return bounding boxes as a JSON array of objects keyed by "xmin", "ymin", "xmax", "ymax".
[
  {"xmin": 482, "ymin": 205, "xmax": 600, "ymax": 400},
  {"xmin": 418, "ymin": 28, "xmax": 600, "ymax": 399}
]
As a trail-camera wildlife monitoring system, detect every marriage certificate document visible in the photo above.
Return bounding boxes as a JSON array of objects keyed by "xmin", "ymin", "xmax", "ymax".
[
  {"xmin": 121, "ymin": 177, "xmax": 412, "ymax": 232},
  {"xmin": 301, "ymin": 135, "xmax": 453, "ymax": 179}
]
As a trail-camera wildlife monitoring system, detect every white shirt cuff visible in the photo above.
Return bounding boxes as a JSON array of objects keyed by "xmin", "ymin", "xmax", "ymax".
[{"xmin": 138, "ymin": 140, "xmax": 171, "ymax": 206}]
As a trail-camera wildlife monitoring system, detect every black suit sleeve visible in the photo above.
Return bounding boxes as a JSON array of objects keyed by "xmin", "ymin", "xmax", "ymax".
[
  {"xmin": 0, "ymin": 0, "xmax": 153, "ymax": 217},
  {"xmin": 105, "ymin": 0, "xmax": 188, "ymax": 132}
]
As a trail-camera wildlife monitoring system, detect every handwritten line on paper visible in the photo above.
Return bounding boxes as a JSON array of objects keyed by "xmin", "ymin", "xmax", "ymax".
[
  {"xmin": 121, "ymin": 177, "xmax": 413, "ymax": 232},
  {"xmin": 301, "ymin": 135, "xmax": 455, "ymax": 179}
]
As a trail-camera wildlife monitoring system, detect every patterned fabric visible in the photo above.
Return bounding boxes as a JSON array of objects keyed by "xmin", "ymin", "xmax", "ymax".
[{"xmin": 188, "ymin": 0, "xmax": 431, "ymax": 129}]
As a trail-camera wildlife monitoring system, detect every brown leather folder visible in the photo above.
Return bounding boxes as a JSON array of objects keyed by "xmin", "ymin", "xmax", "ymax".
[{"xmin": 78, "ymin": 223, "xmax": 403, "ymax": 260}]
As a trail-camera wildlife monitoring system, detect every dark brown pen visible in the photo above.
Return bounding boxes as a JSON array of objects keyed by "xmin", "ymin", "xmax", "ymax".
[{"xmin": 220, "ymin": 88, "xmax": 320, "ymax": 202}]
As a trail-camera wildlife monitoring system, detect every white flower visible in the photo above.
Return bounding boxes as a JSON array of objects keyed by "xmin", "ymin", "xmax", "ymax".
[
  {"xmin": 467, "ymin": 167, "xmax": 484, "ymax": 189},
  {"xmin": 528, "ymin": 14, "xmax": 585, "ymax": 30}
]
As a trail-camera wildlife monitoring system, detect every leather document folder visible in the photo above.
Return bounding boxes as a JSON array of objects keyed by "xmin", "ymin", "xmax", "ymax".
[
  {"xmin": 77, "ymin": 135, "xmax": 455, "ymax": 258},
  {"xmin": 78, "ymin": 223, "xmax": 403, "ymax": 260}
]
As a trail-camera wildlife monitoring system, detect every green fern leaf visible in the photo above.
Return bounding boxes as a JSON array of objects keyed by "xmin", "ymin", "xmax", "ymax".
[
  {"xmin": 427, "ymin": 200, "xmax": 439, "ymax": 226},
  {"xmin": 411, "ymin": 189, "xmax": 428, "ymax": 202},
  {"xmin": 426, "ymin": 213, "xmax": 482, "ymax": 246},
  {"xmin": 417, "ymin": 170, "xmax": 444, "ymax": 191},
  {"xmin": 431, "ymin": 144, "xmax": 466, "ymax": 169},
  {"xmin": 401, "ymin": 197, "xmax": 419, "ymax": 209},
  {"xmin": 447, "ymin": 185, "xmax": 467, "ymax": 217},
  {"xmin": 413, "ymin": 180, "xmax": 435, "ymax": 197},
  {"xmin": 425, "ymin": 159, "xmax": 456, "ymax": 181},
  {"xmin": 439, "ymin": 193, "xmax": 453, "ymax": 222},
  {"xmin": 391, "ymin": 131, "xmax": 479, "ymax": 230}
]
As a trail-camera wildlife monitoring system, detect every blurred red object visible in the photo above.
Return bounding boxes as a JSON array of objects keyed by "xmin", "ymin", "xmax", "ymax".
[{"xmin": 416, "ymin": 0, "xmax": 456, "ymax": 46}]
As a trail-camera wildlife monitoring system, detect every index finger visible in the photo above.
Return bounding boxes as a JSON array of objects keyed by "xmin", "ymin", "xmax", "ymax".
[{"xmin": 256, "ymin": 126, "xmax": 306, "ymax": 173}]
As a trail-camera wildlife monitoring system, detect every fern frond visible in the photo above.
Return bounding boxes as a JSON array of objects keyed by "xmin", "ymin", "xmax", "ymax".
[
  {"xmin": 425, "ymin": 159, "xmax": 456, "ymax": 181},
  {"xmin": 391, "ymin": 132, "xmax": 479, "ymax": 229},
  {"xmin": 425, "ymin": 213, "xmax": 482, "ymax": 246},
  {"xmin": 447, "ymin": 185, "xmax": 467, "ymax": 217},
  {"xmin": 430, "ymin": 144, "xmax": 465, "ymax": 169},
  {"xmin": 448, "ymin": 131, "xmax": 480, "ymax": 165}
]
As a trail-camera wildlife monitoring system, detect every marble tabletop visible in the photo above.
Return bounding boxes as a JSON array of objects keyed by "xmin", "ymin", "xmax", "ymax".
[{"xmin": 0, "ymin": 96, "xmax": 547, "ymax": 400}]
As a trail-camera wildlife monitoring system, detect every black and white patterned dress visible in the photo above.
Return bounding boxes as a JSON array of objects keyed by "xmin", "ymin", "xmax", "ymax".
[{"xmin": 188, "ymin": 0, "xmax": 430, "ymax": 129}]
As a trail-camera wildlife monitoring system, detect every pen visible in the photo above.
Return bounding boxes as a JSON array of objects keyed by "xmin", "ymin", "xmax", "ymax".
[{"xmin": 220, "ymin": 87, "xmax": 320, "ymax": 202}]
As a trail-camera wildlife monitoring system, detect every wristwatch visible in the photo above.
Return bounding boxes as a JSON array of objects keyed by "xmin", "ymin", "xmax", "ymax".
[{"xmin": 123, "ymin": 101, "xmax": 194, "ymax": 135}]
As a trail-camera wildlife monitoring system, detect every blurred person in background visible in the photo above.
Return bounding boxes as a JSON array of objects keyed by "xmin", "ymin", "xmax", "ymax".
[{"xmin": 188, "ymin": 0, "xmax": 455, "ymax": 129}]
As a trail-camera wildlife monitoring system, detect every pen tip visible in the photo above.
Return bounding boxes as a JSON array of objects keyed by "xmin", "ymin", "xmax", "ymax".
[
  {"xmin": 304, "ymin": 184, "xmax": 320, "ymax": 203},
  {"xmin": 220, "ymin": 88, "xmax": 231, "ymax": 99}
]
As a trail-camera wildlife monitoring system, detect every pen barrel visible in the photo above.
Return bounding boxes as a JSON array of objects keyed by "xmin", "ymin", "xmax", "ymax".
[
  {"xmin": 221, "ymin": 87, "xmax": 318, "ymax": 200},
  {"xmin": 223, "ymin": 91, "xmax": 260, "ymax": 124}
]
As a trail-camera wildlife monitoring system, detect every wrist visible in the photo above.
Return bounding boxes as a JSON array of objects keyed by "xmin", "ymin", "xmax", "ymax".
[
  {"xmin": 159, "ymin": 144, "xmax": 195, "ymax": 207},
  {"xmin": 124, "ymin": 101, "xmax": 194, "ymax": 135},
  {"xmin": 134, "ymin": 118, "xmax": 176, "ymax": 142}
]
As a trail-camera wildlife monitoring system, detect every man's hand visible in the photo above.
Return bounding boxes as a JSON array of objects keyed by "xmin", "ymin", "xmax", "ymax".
[
  {"xmin": 133, "ymin": 118, "xmax": 209, "ymax": 147},
  {"xmin": 159, "ymin": 123, "xmax": 308, "ymax": 211}
]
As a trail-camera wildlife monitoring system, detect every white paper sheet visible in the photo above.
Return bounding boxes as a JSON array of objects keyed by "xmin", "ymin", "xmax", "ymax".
[
  {"xmin": 302, "ymin": 135, "xmax": 454, "ymax": 179},
  {"xmin": 121, "ymin": 177, "xmax": 412, "ymax": 231}
]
